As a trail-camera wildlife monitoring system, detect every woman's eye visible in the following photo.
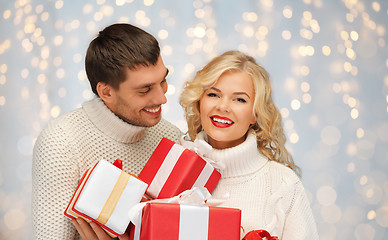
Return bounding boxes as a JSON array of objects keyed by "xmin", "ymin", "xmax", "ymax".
[
  {"xmin": 207, "ymin": 92, "xmax": 218, "ymax": 97},
  {"xmin": 236, "ymin": 98, "xmax": 247, "ymax": 103}
]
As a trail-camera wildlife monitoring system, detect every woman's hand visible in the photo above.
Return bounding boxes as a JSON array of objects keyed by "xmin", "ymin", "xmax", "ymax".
[{"xmin": 72, "ymin": 218, "xmax": 130, "ymax": 240}]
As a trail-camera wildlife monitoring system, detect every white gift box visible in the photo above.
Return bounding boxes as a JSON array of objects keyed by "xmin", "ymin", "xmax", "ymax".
[{"xmin": 65, "ymin": 159, "xmax": 148, "ymax": 237}]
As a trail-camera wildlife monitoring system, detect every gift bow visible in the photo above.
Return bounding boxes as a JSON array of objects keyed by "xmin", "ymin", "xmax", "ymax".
[
  {"xmin": 128, "ymin": 187, "xmax": 229, "ymax": 229},
  {"xmin": 180, "ymin": 135, "xmax": 225, "ymax": 170},
  {"xmin": 243, "ymin": 230, "xmax": 279, "ymax": 240}
]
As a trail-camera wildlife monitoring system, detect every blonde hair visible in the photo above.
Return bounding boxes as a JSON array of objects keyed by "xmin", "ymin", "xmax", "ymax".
[{"xmin": 179, "ymin": 51, "xmax": 301, "ymax": 177}]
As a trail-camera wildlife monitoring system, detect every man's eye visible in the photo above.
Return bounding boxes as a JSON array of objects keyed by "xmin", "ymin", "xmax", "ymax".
[{"xmin": 139, "ymin": 88, "xmax": 151, "ymax": 94}]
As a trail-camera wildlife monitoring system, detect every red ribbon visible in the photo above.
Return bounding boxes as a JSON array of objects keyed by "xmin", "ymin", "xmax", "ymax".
[{"xmin": 242, "ymin": 230, "xmax": 279, "ymax": 240}]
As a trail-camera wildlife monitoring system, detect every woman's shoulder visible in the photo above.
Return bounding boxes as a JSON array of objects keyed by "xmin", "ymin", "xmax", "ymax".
[{"xmin": 266, "ymin": 160, "xmax": 301, "ymax": 186}]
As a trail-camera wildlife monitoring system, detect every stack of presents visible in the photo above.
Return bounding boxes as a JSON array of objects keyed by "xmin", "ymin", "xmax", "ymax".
[{"xmin": 64, "ymin": 137, "xmax": 276, "ymax": 240}]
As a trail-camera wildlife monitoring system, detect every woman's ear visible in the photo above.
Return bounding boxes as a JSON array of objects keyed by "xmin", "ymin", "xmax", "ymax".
[
  {"xmin": 96, "ymin": 82, "xmax": 114, "ymax": 103},
  {"xmin": 250, "ymin": 112, "xmax": 257, "ymax": 125}
]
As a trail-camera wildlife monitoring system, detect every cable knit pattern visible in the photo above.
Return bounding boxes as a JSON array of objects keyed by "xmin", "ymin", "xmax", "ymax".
[
  {"xmin": 32, "ymin": 97, "xmax": 182, "ymax": 240},
  {"xmin": 197, "ymin": 131, "xmax": 319, "ymax": 240}
]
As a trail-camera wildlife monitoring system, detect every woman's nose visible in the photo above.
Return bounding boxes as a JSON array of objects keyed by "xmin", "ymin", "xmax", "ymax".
[{"xmin": 216, "ymin": 98, "xmax": 230, "ymax": 112}]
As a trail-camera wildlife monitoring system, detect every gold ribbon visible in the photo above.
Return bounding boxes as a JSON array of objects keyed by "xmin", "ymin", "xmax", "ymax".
[{"xmin": 96, "ymin": 171, "xmax": 130, "ymax": 224}]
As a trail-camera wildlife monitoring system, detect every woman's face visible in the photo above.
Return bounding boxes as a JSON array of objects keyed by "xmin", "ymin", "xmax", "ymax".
[{"xmin": 199, "ymin": 71, "xmax": 256, "ymax": 149}]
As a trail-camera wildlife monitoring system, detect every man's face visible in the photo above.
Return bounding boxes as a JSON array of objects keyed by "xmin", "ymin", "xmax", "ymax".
[{"xmin": 105, "ymin": 56, "xmax": 169, "ymax": 127}]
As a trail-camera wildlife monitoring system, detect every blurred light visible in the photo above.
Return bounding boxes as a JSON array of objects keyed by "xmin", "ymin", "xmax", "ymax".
[
  {"xmin": 351, "ymin": 108, "xmax": 359, "ymax": 119},
  {"xmin": 283, "ymin": 6, "xmax": 292, "ymax": 18},
  {"xmin": 82, "ymin": 89, "xmax": 93, "ymax": 100},
  {"xmin": 243, "ymin": 12, "xmax": 258, "ymax": 22},
  {"xmin": 375, "ymin": 207, "xmax": 388, "ymax": 227},
  {"xmin": 346, "ymin": 143, "xmax": 357, "ymax": 156},
  {"xmin": 50, "ymin": 106, "xmax": 61, "ymax": 118},
  {"xmin": 291, "ymin": 99, "xmax": 301, "ymax": 110},
  {"xmin": 4, "ymin": 208, "xmax": 26, "ymax": 230},
  {"xmin": 0, "ymin": 96, "xmax": 5, "ymax": 106},
  {"xmin": 367, "ymin": 210, "xmax": 376, "ymax": 220},
  {"xmin": 356, "ymin": 128, "xmax": 365, "ymax": 138},
  {"xmin": 194, "ymin": 25, "xmax": 206, "ymax": 38},
  {"xmin": 58, "ymin": 88, "xmax": 66, "ymax": 98},
  {"xmin": 162, "ymin": 45, "xmax": 173, "ymax": 56},
  {"xmin": 83, "ymin": 4, "xmax": 94, "ymax": 14},
  {"xmin": 347, "ymin": 162, "xmax": 355, "ymax": 172},
  {"xmin": 302, "ymin": 93, "xmax": 311, "ymax": 104},
  {"xmin": 321, "ymin": 126, "xmax": 341, "ymax": 145},
  {"xmin": 243, "ymin": 26, "xmax": 254, "ymax": 37},
  {"xmin": 322, "ymin": 45, "xmax": 331, "ymax": 56},
  {"xmin": 3, "ymin": 10, "xmax": 11, "ymax": 19},
  {"xmin": 317, "ymin": 185, "xmax": 337, "ymax": 205},
  {"xmin": 55, "ymin": 0, "xmax": 64, "ymax": 9},
  {"xmin": 289, "ymin": 132, "xmax": 299, "ymax": 143},
  {"xmin": 56, "ymin": 68, "xmax": 65, "ymax": 79},
  {"xmin": 166, "ymin": 84, "xmax": 176, "ymax": 95},
  {"xmin": 321, "ymin": 204, "xmax": 342, "ymax": 223},
  {"xmin": 371, "ymin": 2, "xmax": 381, "ymax": 12},
  {"xmin": 280, "ymin": 108, "xmax": 289, "ymax": 118},
  {"xmin": 350, "ymin": 31, "xmax": 359, "ymax": 41},
  {"xmin": 354, "ymin": 224, "xmax": 375, "ymax": 240},
  {"xmin": 0, "ymin": 75, "xmax": 6, "ymax": 85},
  {"xmin": 144, "ymin": 0, "xmax": 154, "ymax": 6},
  {"xmin": 281, "ymin": 30, "xmax": 291, "ymax": 40}
]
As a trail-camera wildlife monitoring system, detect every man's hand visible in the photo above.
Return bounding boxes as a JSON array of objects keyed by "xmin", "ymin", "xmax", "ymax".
[{"xmin": 72, "ymin": 218, "xmax": 130, "ymax": 240}]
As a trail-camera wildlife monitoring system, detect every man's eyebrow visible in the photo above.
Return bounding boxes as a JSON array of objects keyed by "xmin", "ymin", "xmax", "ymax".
[{"xmin": 135, "ymin": 68, "xmax": 169, "ymax": 89}]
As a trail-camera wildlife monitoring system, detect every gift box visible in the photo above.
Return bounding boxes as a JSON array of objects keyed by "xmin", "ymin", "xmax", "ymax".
[
  {"xmin": 129, "ymin": 202, "xmax": 241, "ymax": 240},
  {"xmin": 138, "ymin": 137, "xmax": 221, "ymax": 199},
  {"xmin": 64, "ymin": 159, "xmax": 148, "ymax": 237}
]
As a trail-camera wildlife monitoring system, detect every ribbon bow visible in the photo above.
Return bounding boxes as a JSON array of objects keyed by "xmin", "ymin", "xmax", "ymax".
[
  {"xmin": 128, "ymin": 187, "xmax": 229, "ymax": 229},
  {"xmin": 180, "ymin": 135, "xmax": 225, "ymax": 170}
]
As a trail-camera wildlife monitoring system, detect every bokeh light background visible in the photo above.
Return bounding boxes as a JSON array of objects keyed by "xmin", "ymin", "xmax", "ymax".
[{"xmin": 0, "ymin": 0, "xmax": 387, "ymax": 239}]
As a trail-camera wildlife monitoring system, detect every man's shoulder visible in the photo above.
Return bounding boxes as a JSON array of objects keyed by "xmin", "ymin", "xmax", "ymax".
[
  {"xmin": 36, "ymin": 107, "xmax": 87, "ymax": 140},
  {"xmin": 147, "ymin": 118, "xmax": 183, "ymax": 143}
]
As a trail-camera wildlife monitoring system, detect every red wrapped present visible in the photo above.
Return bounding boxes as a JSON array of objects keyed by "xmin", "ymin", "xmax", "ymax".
[
  {"xmin": 138, "ymin": 137, "xmax": 221, "ymax": 199},
  {"xmin": 243, "ymin": 230, "xmax": 279, "ymax": 240},
  {"xmin": 64, "ymin": 159, "xmax": 148, "ymax": 237},
  {"xmin": 129, "ymin": 202, "xmax": 241, "ymax": 240}
]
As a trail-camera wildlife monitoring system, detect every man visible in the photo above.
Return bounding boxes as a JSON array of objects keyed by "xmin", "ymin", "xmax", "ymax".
[{"xmin": 32, "ymin": 23, "xmax": 182, "ymax": 240}]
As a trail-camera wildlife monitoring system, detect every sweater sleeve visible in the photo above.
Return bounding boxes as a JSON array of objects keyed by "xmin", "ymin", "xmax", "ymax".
[
  {"xmin": 282, "ymin": 181, "xmax": 319, "ymax": 240},
  {"xmin": 32, "ymin": 121, "xmax": 80, "ymax": 240}
]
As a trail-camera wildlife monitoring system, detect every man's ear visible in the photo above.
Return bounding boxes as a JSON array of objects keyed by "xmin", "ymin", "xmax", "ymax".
[{"xmin": 96, "ymin": 82, "xmax": 114, "ymax": 103}]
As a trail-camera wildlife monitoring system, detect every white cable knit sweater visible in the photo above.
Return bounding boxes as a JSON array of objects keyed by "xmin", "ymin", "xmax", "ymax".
[
  {"xmin": 196, "ymin": 131, "xmax": 319, "ymax": 240},
  {"xmin": 32, "ymin": 97, "xmax": 182, "ymax": 240}
]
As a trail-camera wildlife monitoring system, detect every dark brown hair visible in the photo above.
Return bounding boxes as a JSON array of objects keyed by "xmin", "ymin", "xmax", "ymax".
[{"xmin": 85, "ymin": 23, "xmax": 160, "ymax": 95}]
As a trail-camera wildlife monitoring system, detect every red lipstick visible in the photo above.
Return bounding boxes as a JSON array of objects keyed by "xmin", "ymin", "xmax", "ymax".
[{"xmin": 210, "ymin": 115, "xmax": 234, "ymax": 128}]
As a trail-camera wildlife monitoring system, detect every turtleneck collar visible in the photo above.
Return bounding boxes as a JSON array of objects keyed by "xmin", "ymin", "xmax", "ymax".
[
  {"xmin": 197, "ymin": 130, "xmax": 268, "ymax": 178},
  {"xmin": 82, "ymin": 97, "xmax": 146, "ymax": 144}
]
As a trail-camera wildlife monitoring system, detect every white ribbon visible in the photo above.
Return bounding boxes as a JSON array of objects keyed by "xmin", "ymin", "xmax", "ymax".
[
  {"xmin": 180, "ymin": 135, "xmax": 225, "ymax": 170},
  {"xmin": 128, "ymin": 187, "xmax": 229, "ymax": 240}
]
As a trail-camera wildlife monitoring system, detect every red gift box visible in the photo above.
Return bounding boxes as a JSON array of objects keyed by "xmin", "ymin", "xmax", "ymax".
[
  {"xmin": 129, "ymin": 202, "xmax": 241, "ymax": 240},
  {"xmin": 138, "ymin": 138, "xmax": 221, "ymax": 199}
]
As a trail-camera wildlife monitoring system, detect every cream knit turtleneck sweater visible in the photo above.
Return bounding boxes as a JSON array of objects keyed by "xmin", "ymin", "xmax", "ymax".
[
  {"xmin": 32, "ymin": 97, "xmax": 182, "ymax": 240},
  {"xmin": 197, "ymin": 131, "xmax": 319, "ymax": 240}
]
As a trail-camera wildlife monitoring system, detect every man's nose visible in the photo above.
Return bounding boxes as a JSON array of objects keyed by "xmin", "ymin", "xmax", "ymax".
[{"xmin": 152, "ymin": 84, "xmax": 167, "ymax": 105}]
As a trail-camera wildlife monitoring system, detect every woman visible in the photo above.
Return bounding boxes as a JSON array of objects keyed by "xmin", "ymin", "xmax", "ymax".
[{"xmin": 180, "ymin": 51, "xmax": 318, "ymax": 239}]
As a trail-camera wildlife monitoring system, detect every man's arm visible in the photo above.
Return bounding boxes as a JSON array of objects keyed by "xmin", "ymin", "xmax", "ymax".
[{"xmin": 32, "ymin": 125, "xmax": 79, "ymax": 240}]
